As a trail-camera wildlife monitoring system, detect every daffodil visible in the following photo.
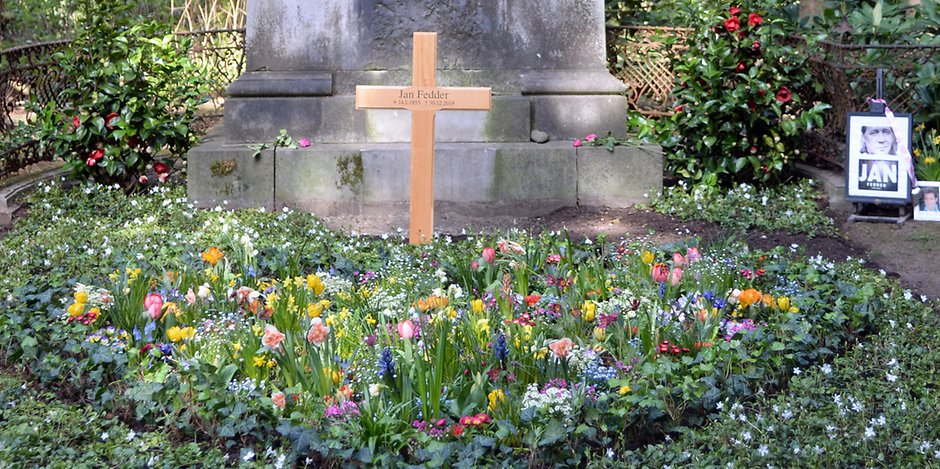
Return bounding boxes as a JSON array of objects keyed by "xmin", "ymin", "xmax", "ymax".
[
  {"xmin": 74, "ymin": 291, "xmax": 88, "ymax": 304},
  {"xmin": 306, "ymin": 274, "xmax": 324, "ymax": 295},
  {"xmin": 67, "ymin": 302, "xmax": 84, "ymax": 317}
]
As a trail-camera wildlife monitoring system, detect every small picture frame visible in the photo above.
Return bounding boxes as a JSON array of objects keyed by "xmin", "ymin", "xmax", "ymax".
[
  {"xmin": 845, "ymin": 112, "xmax": 913, "ymax": 204},
  {"xmin": 914, "ymin": 182, "xmax": 940, "ymax": 221}
]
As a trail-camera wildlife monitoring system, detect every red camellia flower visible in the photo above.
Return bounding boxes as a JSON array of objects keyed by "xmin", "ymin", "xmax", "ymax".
[
  {"xmin": 153, "ymin": 161, "xmax": 170, "ymax": 175},
  {"xmin": 752, "ymin": 41, "xmax": 761, "ymax": 51},
  {"xmin": 72, "ymin": 116, "xmax": 80, "ymax": 129},
  {"xmin": 90, "ymin": 148, "xmax": 105, "ymax": 161},
  {"xmin": 775, "ymin": 86, "xmax": 793, "ymax": 103},
  {"xmin": 748, "ymin": 13, "xmax": 763, "ymax": 26},
  {"xmin": 674, "ymin": 105, "xmax": 684, "ymax": 113},
  {"xmin": 724, "ymin": 16, "xmax": 741, "ymax": 33},
  {"xmin": 729, "ymin": 6, "xmax": 742, "ymax": 15},
  {"xmin": 736, "ymin": 62, "xmax": 746, "ymax": 73},
  {"xmin": 105, "ymin": 112, "xmax": 119, "ymax": 130}
]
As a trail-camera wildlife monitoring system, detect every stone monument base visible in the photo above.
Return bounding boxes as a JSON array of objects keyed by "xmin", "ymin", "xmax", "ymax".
[{"xmin": 187, "ymin": 126, "xmax": 662, "ymax": 223}]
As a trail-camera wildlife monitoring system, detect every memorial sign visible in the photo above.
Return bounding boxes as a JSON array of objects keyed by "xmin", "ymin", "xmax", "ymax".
[{"xmin": 355, "ymin": 32, "xmax": 492, "ymax": 244}]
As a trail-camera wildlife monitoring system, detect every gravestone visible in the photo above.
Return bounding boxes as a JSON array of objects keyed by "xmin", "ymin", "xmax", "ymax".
[{"xmin": 187, "ymin": 0, "xmax": 662, "ymax": 227}]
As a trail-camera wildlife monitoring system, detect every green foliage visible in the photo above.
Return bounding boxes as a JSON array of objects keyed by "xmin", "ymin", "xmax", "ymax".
[
  {"xmin": 0, "ymin": 371, "xmax": 229, "ymax": 466},
  {"xmin": 657, "ymin": 1, "xmax": 829, "ymax": 184},
  {"xmin": 623, "ymin": 282, "xmax": 939, "ymax": 467},
  {"xmin": 26, "ymin": 0, "xmax": 207, "ymax": 191},
  {"xmin": 651, "ymin": 178, "xmax": 837, "ymax": 236}
]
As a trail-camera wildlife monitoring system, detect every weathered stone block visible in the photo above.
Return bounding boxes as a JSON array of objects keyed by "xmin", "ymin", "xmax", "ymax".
[
  {"xmin": 187, "ymin": 129, "xmax": 275, "ymax": 209},
  {"xmin": 577, "ymin": 145, "xmax": 662, "ymax": 207},
  {"xmin": 530, "ymin": 95, "xmax": 629, "ymax": 141},
  {"xmin": 224, "ymin": 97, "xmax": 322, "ymax": 143}
]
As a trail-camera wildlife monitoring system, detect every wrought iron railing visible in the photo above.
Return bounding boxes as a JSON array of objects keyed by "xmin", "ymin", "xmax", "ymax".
[{"xmin": 606, "ymin": 25, "xmax": 692, "ymax": 116}]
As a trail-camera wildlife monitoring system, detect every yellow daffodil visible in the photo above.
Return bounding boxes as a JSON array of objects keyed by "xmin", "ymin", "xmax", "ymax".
[
  {"xmin": 476, "ymin": 318, "xmax": 490, "ymax": 335},
  {"xmin": 233, "ymin": 342, "xmax": 242, "ymax": 352},
  {"xmin": 365, "ymin": 314, "xmax": 377, "ymax": 325},
  {"xmin": 331, "ymin": 369, "xmax": 343, "ymax": 385},
  {"xmin": 533, "ymin": 347, "xmax": 548, "ymax": 360},
  {"xmin": 267, "ymin": 359, "xmax": 276, "ymax": 368},
  {"xmin": 253, "ymin": 356, "xmax": 266, "ymax": 368}
]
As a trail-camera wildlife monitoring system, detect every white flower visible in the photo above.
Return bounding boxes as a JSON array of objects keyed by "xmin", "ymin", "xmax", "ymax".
[
  {"xmin": 126, "ymin": 430, "xmax": 136, "ymax": 441},
  {"xmin": 864, "ymin": 426, "xmax": 875, "ymax": 439},
  {"xmin": 793, "ymin": 367, "xmax": 802, "ymax": 376},
  {"xmin": 100, "ymin": 431, "xmax": 109, "ymax": 441},
  {"xmin": 758, "ymin": 445, "xmax": 769, "ymax": 457},
  {"xmin": 821, "ymin": 364, "xmax": 832, "ymax": 375},
  {"xmin": 886, "ymin": 372, "xmax": 897, "ymax": 383},
  {"xmin": 242, "ymin": 450, "xmax": 255, "ymax": 461}
]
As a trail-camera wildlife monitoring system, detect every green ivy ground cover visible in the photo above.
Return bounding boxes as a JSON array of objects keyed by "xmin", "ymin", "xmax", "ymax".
[{"xmin": 0, "ymin": 181, "xmax": 935, "ymax": 467}]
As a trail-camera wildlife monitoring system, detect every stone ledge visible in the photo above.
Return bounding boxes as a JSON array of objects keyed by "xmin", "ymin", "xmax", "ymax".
[
  {"xmin": 0, "ymin": 166, "xmax": 69, "ymax": 228},
  {"xmin": 187, "ymin": 128, "xmax": 663, "ymax": 219}
]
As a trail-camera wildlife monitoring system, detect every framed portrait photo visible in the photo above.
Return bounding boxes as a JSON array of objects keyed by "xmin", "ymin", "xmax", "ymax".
[
  {"xmin": 914, "ymin": 182, "xmax": 940, "ymax": 221},
  {"xmin": 845, "ymin": 112, "xmax": 913, "ymax": 204}
]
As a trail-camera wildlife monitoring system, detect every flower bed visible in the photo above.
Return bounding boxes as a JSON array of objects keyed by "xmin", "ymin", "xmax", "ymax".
[{"xmin": 0, "ymin": 183, "xmax": 889, "ymax": 465}]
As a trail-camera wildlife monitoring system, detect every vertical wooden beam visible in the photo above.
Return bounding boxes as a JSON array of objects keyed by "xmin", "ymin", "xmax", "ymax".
[{"xmin": 409, "ymin": 32, "xmax": 438, "ymax": 244}]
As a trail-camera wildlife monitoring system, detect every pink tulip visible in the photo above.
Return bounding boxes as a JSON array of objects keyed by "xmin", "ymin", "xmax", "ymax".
[
  {"xmin": 144, "ymin": 293, "xmax": 163, "ymax": 320},
  {"xmin": 482, "ymin": 247, "xmax": 496, "ymax": 265},
  {"xmin": 397, "ymin": 319, "xmax": 416, "ymax": 339},
  {"xmin": 262, "ymin": 324, "xmax": 285, "ymax": 350},
  {"xmin": 672, "ymin": 252, "xmax": 686, "ymax": 267},
  {"xmin": 687, "ymin": 247, "xmax": 702, "ymax": 263},
  {"xmin": 470, "ymin": 260, "xmax": 480, "ymax": 271},
  {"xmin": 651, "ymin": 264, "xmax": 669, "ymax": 283},
  {"xmin": 670, "ymin": 267, "xmax": 683, "ymax": 286}
]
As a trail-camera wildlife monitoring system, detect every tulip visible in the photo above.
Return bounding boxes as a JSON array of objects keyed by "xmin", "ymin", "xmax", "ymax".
[
  {"xmin": 262, "ymin": 324, "xmax": 285, "ymax": 350},
  {"xmin": 640, "ymin": 250, "xmax": 654, "ymax": 265},
  {"xmin": 397, "ymin": 319, "xmax": 416, "ymax": 339},
  {"xmin": 306, "ymin": 318, "xmax": 330, "ymax": 345},
  {"xmin": 470, "ymin": 299, "xmax": 484, "ymax": 314},
  {"xmin": 672, "ymin": 252, "xmax": 686, "ymax": 267},
  {"xmin": 272, "ymin": 391, "xmax": 286, "ymax": 410},
  {"xmin": 143, "ymin": 293, "xmax": 163, "ymax": 320},
  {"xmin": 549, "ymin": 337, "xmax": 574, "ymax": 358},
  {"xmin": 669, "ymin": 267, "xmax": 683, "ymax": 286},
  {"xmin": 470, "ymin": 260, "xmax": 480, "ymax": 271},
  {"xmin": 593, "ymin": 326, "xmax": 606, "ymax": 342},
  {"xmin": 582, "ymin": 301, "xmax": 596, "ymax": 322},
  {"xmin": 652, "ymin": 263, "xmax": 669, "ymax": 283},
  {"xmin": 482, "ymin": 247, "xmax": 496, "ymax": 264},
  {"xmin": 687, "ymin": 247, "xmax": 701, "ymax": 263}
]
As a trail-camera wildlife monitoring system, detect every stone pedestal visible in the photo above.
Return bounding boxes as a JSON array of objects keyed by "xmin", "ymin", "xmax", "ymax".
[{"xmin": 187, "ymin": 0, "xmax": 662, "ymax": 224}]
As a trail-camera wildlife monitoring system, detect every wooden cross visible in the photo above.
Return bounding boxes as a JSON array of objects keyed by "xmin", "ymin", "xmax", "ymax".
[{"xmin": 355, "ymin": 32, "xmax": 492, "ymax": 245}]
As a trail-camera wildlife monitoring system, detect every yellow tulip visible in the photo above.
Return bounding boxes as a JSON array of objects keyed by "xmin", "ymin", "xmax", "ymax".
[
  {"xmin": 306, "ymin": 274, "xmax": 325, "ymax": 296},
  {"xmin": 67, "ymin": 302, "xmax": 84, "ymax": 317},
  {"xmin": 167, "ymin": 326, "xmax": 183, "ymax": 343},
  {"xmin": 776, "ymin": 296, "xmax": 791, "ymax": 311},
  {"xmin": 593, "ymin": 326, "xmax": 606, "ymax": 342},
  {"xmin": 307, "ymin": 303, "xmax": 323, "ymax": 318},
  {"xmin": 582, "ymin": 301, "xmax": 596, "ymax": 322},
  {"xmin": 640, "ymin": 250, "xmax": 654, "ymax": 265},
  {"xmin": 73, "ymin": 291, "xmax": 88, "ymax": 304},
  {"xmin": 488, "ymin": 389, "xmax": 505, "ymax": 412},
  {"xmin": 470, "ymin": 299, "xmax": 484, "ymax": 315}
]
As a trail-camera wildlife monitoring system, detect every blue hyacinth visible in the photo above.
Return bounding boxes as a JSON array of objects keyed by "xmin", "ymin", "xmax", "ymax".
[
  {"xmin": 494, "ymin": 332, "xmax": 509, "ymax": 362},
  {"xmin": 377, "ymin": 346, "xmax": 396, "ymax": 379}
]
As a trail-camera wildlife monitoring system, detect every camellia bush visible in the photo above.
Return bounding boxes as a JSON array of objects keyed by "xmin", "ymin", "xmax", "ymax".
[
  {"xmin": 659, "ymin": 1, "xmax": 829, "ymax": 185},
  {"xmin": 28, "ymin": 0, "xmax": 206, "ymax": 191},
  {"xmin": 0, "ymin": 183, "xmax": 892, "ymax": 466}
]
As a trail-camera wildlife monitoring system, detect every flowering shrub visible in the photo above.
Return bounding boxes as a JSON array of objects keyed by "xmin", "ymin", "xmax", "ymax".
[
  {"xmin": 659, "ymin": 1, "xmax": 828, "ymax": 184},
  {"xmin": 28, "ymin": 0, "xmax": 206, "ymax": 191}
]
